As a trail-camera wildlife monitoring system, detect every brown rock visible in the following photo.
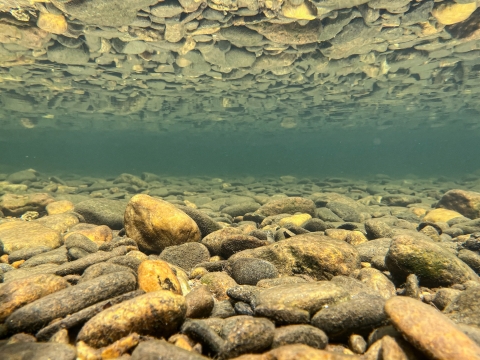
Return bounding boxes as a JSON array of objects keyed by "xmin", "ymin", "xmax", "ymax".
[
  {"xmin": 0, "ymin": 221, "xmax": 62, "ymax": 254},
  {"xmin": 432, "ymin": 2, "xmax": 477, "ymax": 25},
  {"xmin": 77, "ymin": 290, "xmax": 186, "ymax": 348},
  {"xmin": 185, "ymin": 284, "xmax": 215, "ymax": 318},
  {"xmin": 100, "ymin": 333, "xmax": 141, "ymax": 359},
  {"xmin": 255, "ymin": 197, "xmax": 316, "ymax": 217},
  {"xmin": 0, "ymin": 274, "xmax": 69, "ymax": 322},
  {"xmin": 46, "ymin": 200, "xmax": 75, "ymax": 215},
  {"xmin": 0, "ymin": 193, "xmax": 55, "ymax": 216},
  {"xmin": 423, "ymin": 208, "xmax": 464, "ymax": 223},
  {"xmin": 0, "ymin": 343, "xmax": 76, "ymax": 360},
  {"xmin": 35, "ymin": 213, "xmax": 79, "ymax": 233},
  {"xmin": 201, "ymin": 227, "xmax": 243, "ymax": 256},
  {"xmin": 124, "ymin": 194, "xmax": 201, "ymax": 253},
  {"xmin": 200, "ymin": 271, "xmax": 238, "ymax": 300},
  {"xmin": 247, "ymin": 21, "xmax": 321, "ymax": 45},
  {"xmin": 437, "ymin": 189, "xmax": 480, "ymax": 219},
  {"xmin": 37, "ymin": 13, "xmax": 68, "ymax": 34},
  {"xmin": 65, "ymin": 225, "xmax": 113, "ymax": 245},
  {"xmin": 259, "ymin": 344, "xmax": 361, "ymax": 359},
  {"xmin": 356, "ymin": 268, "xmax": 396, "ymax": 300},
  {"xmin": 385, "ymin": 296, "xmax": 480, "ymax": 360},
  {"xmin": 138, "ymin": 259, "xmax": 182, "ymax": 295},
  {"xmin": 229, "ymin": 234, "xmax": 361, "ymax": 280}
]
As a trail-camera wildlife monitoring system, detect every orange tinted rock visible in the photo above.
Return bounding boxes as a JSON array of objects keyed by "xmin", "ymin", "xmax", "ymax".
[
  {"xmin": 125, "ymin": 194, "xmax": 201, "ymax": 253},
  {"xmin": 432, "ymin": 2, "xmax": 477, "ymax": 25},
  {"xmin": 423, "ymin": 208, "xmax": 464, "ymax": 223},
  {"xmin": 385, "ymin": 296, "xmax": 480, "ymax": 360},
  {"xmin": 0, "ymin": 221, "xmax": 62, "ymax": 254},
  {"xmin": 0, "ymin": 193, "xmax": 55, "ymax": 217},
  {"xmin": 46, "ymin": 200, "xmax": 75, "ymax": 215},
  {"xmin": 35, "ymin": 213, "xmax": 79, "ymax": 233},
  {"xmin": 64, "ymin": 225, "xmax": 113, "ymax": 245},
  {"xmin": 37, "ymin": 12, "xmax": 68, "ymax": 34},
  {"xmin": 138, "ymin": 260, "xmax": 182, "ymax": 295},
  {"xmin": 436, "ymin": 189, "xmax": 480, "ymax": 219}
]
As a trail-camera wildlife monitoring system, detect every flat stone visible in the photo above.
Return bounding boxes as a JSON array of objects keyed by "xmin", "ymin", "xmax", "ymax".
[
  {"xmin": 35, "ymin": 213, "xmax": 80, "ymax": 233},
  {"xmin": 229, "ymin": 234, "xmax": 361, "ymax": 280},
  {"xmin": 444, "ymin": 286, "xmax": 480, "ymax": 327},
  {"xmin": 247, "ymin": 21, "xmax": 321, "ymax": 45},
  {"xmin": 6, "ymin": 271, "xmax": 136, "ymax": 334},
  {"xmin": 125, "ymin": 194, "xmax": 201, "ymax": 253},
  {"xmin": 77, "ymin": 290, "xmax": 186, "ymax": 348},
  {"xmin": 137, "ymin": 259, "xmax": 183, "ymax": 294},
  {"xmin": 8, "ymin": 246, "xmax": 53, "ymax": 263},
  {"xmin": 159, "ymin": 242, "xmax": 210, "ymax": 271},
  {"xmin": 131, "ymin": 340, "xmax": 208, "ymax": 360},
  {"xmin": 47, "ymin": 44, "xmax": 90, "ymax": 65},
  {"xmin": 5, "ymin": 169, "xmax": 37, "ymax": 184},
  {"xmin": 385, "ymin": 296, "xmax": 480, "ymax": 360},
  {"xmin": 0, "ymin": 343, "xmax": 76, "ymax": 360},
  {"xmin": 227, "ymin": 257, "xmax": 278, "ymax": 285},
  {"xmin": 251, "ymin": 282, "xmax": 349, "ymax": 324},
  {"xmin": 0, "ymin": 193, "xmax": 54, "ymax": 216},
  {"xmin": 255, "ymin": 197, "xmax": 315, "ymax": 217},
  {"xmin": 0, "ymin": 221, "xmax": 62, "ymax": 255},
  {"xmin": 176, "ymin": 205, "xmax": 222, "ymax": 238},
  {"xmin": 185, "ymin": 284, "xmax": 214, "ymax": 318},
  {"xmin": 200, "ymin": 272, "xmax": 238, "ymax": 301},
  {"xmin": 74, "ymin": 199, "xmax": 127, "ymax": 230},
  {"xmin": 385, "ymin": 235, "xmax": 479, "ymax": 287},
  {"xmin": 272, "ymin": 324, "xmax": 328, "ymax": 349},
  {"xmin": 0, "ymin": 273, "xmax": 68, "ymax": 322}
]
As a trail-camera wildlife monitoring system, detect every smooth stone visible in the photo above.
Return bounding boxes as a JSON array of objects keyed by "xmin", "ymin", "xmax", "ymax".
[
  {"xmin": 437, "ymin": 189, "xmax": 480, "ymax": 219},
  {"xmin": 261, "ymin": 344, "xmax": 361, "ymax": 359},
  {"xmin": 5, "ymin": 170, "xmax": 37, "ymax": 184},
  {"xmin": 79, "ymin": 262, "xmax": 134, "ymax": 283},
  {"xmin": 131, "ymin": 340, "xmax": 208, "ymax": 360},
  {"xmin": 8, "ymin": 246, "xmax": 52, "ymax": 263},
  {"xmin": 423, "ymin": 208, "xmax": 464, "ymax": 223},
  {"xmin": 356, "ymin": 268, "xmax": 396, "ymax": 300},
  {"xmin": 124, "ymin": 194, "xmax": 201, "ymax": 253},
  {"xmin": 47, "ymin": 44, "xmax": 90, "ymax": 65},
  {"xmin": 35, "ymin": 213, "xmax": 80, "ymax": 233},
  {"xmin": 364, "ymin": 219, "xmax": 394, "ymax": 239},
  {"xmin": 0, "ymin": 221, "xmax": 62, "ymax": 255},
  {"xmin": 160, "ymin": 242, "xmax": 210, "ymax": 271},
  {"xmin": 6, "ymin": 271, "xmax": 136, "ymax": 334},
  {"xmin": 227, "ymin": 258, "xmax": 278, "ymax": 285},
  {"xmin": 185, "ymin": 285, "xmax": 214, "ymax": 318},
  {"xmin": 20, "ymin": 246, "xmax": 68, "ymax": 268},
  {"xmin": 229, "ymin": 234, "xmax": 361, "ymax": 280},
  {"xmin": 46, "ymin": 200, "xmax": 75, "ymax": 215},
  {"xmin": 385, "ymin": 296, "xmax": 480, "ymax": 360},
  {"xmin": 137, "ymin": 259, "xmax": 182, "ymax": 294},
  {"xmin": 444, "ymin": 286, "xmax": 480, "ymax": 327},
  {"xmin": 311, "ymin": 293, "xmax": 388, "ymax": 339},
  {"xmin": 272, "ymin": 324, "xmax": 328, "ymax": 349},
  {"xmin": 355, "ymin": 238, "xmax": 392, "ymax": 263},
  {"xmin": 77, "ymin": 290, "xmax": 186, "ymax": 348},
  {"xmin": 200, "ymin": 272, "xmax": 238, "ymax": 301},
  {"xmin": 385, "ymin": 235, "xmax": 479, "ymax": 287},
  {"xmin": 0, "ymin": 343, "xmax": 76, "ymax": 360},
  {"xmin": 211, "ymin": 299, "xmax": 236, "ymax": 318},
  {"xmin": 255, "ymin": 197, "xmax": 315, "ymax": 217},
  {"xmin": 221, "ymin": 202, "xmax": 261, "ymax": 217},
  {"xmin": 458, "ymin": 249, "xmax": 480, "ymax": 274},
  {"xmin": 201, "ymin": 227, "xmax": 243, "ymax": 256},
  {"xmin": 65, "ymin": 233, "xmax": 98, "ymax": 254},
  {"xmin": 0, "ymin": 274, "xmax": 68, "ymax": 322},
  {"xmin": 74, "ymin": 199, "xmax": 127, "ymax": 230},
  {"xmin": 251, "ymin": 282, "xmax": 349, "ymax": 324},
  {"xmin": 220, "ymin": 235, "xmax": 267, "ymax": 259},
  {"xmin": 177, "ymin": 205, "xmax": 222, "ymax": 237}
]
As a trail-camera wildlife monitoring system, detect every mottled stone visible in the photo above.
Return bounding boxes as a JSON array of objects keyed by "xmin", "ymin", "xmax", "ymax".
[
  {"xmin": 444, "ymin": 286, "xmax": 480, "ymax": 327},
  {"xmin": 138, "ymin": 259, "xmax": 182, "ymax": 294},
  {"xmin": 0, "ymin": 221, "xmax": 62, "ymax": 255},
  {"xmin": 77, "ymin": 290, "xmax": 186, "ymax": 348},
  {"xmin": 185, "ymin": 284, "xmax": 214, "ymax": 318},
  {"xmin": 131, "ymin": 340, "xmax": 208, "ymax": 360},
  {"xmin": 385, "ymin": 296, "xmax": 480, "ymax": 360},
  {"xmin": 256, "ymin": 197, "xmax": 315, "ymax": 217},
  {"xmin": 200, "ymin": 272, "xmax": 237, "ymax": 300},
  {"xmin": 125, "ymin": 194, "xmax": 201, "ymax": 253},
  {"xmin": 160, "ymin": 242, "xmax": 211, "ymax": 271},
  {"xmin": 437, "ymin": 189, "xmax": 480, "ymax": 219},
  {"xmin": 356, "ymin": 268, "xmax": 396, "ymax": 300},
  {"xmin": 386, "ymin": 235, "xmax": 479, "ymax": 287},
  {"xmin": 0, "ymin": 343, "xmax": 76, "ymax": 360},
  {"xmin": 227, "ymin": 257, "xmax": 278, "ymax": 285},
  {"xmin": 0, "ymin": 193, "xmax": 54, "ymax": 216},
  {"xmin": 272, "ymin": 324, "xmax": 328, "ymax": 349}
]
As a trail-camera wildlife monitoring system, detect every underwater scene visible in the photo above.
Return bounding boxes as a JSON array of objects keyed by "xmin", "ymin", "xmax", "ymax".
[{"xmin": 1, "ymin": 0, "xmax": 480, "ymax": 359}]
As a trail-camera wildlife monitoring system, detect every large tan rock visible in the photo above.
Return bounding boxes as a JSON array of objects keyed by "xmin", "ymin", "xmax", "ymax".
[
  {"xmin": 436, "ymin": 189, "xmax": 480, "ymax": 219},
  {"xmin": 423, "ymin": 208, "xmax": 464, "ymax": 223},
  {"xmin": 0, "ymin": 193, "xmax": 55, "ymax": 217},
  {"xmin": 46, "ymin": 200, "xmax": 75, "ymax": 215},
  {"xmin": 230, "ymin": 234, "xmax": 361, "ymax": 280},
  {"xmin": 138, "ymin": 260, "xmax": 182, "ymax": 295},
  {"xmin": 433, "ymin": 2, "xmax": 477, "ymax": 25},
  {"xmin": 35, "ymin": 213, "xmax": 79, "ymax": 233},
  {"xmin": 385, "ymin": 296, "xmax": 480, "ymax": 360},
  {"xmin": 0, "ymin": 221, "xmax": 62, "ymax": 254},
  {"xmin": 125, "ymin": 194, "xmax": 201, "ymax": 253}
]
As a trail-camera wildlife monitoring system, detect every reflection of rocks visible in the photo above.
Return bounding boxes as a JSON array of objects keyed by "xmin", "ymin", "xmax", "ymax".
[{"xmin": 1, "ymin": 0, "xmax": 480, "ymax": 130}]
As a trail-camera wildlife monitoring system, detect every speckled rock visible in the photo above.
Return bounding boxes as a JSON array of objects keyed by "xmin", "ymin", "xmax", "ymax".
[
  {"xmin": 77, "ymin": 290, "xmax": 186, "ymax": 348},
  {"xmin": 0, "ymin": 193, "xmax": 54, "ymax": 216},
  {"xmin": 201, "ymin": 227, "xmax": 243, "ymax": 256},
  {"xmin": 0, "ymin": 343, "xmax": 76, "ymax": 360},
  {"xmin": 385, "ymin": 235, "xmax": 479, "ymax": 287},
  {"xmin": 131, "ymin": 340, "xmax": 208, "ymax": 360},
  {"xmin": 125, "ymin": 194, "xmax": 201, "ymax": 253},
  {"xmin": 356, "ymin": 268, "xmax": 396, "ymax": 300},
  {"xmin": 251, "ymin": 282, "xmax": 349, "ymax": 324},
  {"xmin": 74, "ymin": 199, "xmax": 127, "ymax": 230},
  {"xmin": 385, "ymin": 296, "xmax": 480, "ymax": 360},
  {"xmin": 230, "ymin": 234, "xmax": 361, "ymax": 280},
  {"xmin": 444, "ymin": 286, "xmax": 480, "ymax": 327},
  {"xmin": 437, "ymin": 189, "xmax": 480, "ymax": 220},
  {"xmin": 227, "ymin": 257, "xmax": 278, "ymax": 285},
  {"xmin": 200, "ymin": 272, "xmax": 238, "ymax": 301},
  {"xmin": 255, "ymin": 197, "xmax": 315, "ymax": 217},
  {"xmin": 160, "ymin": 242, "xmax": 210, "ymax": 271},
  {"xmin": 138, "ymin": 259, "xmax": 182, "ymax": 294},
  {"xmin": 0, "ymin": 221, "xmax": 62, "ymax": 254},
  {"xmin": 272, "ymin": 324, "xmax": 328, "ymax": 349},
  {"xmin": 185, "ymin": 285, "xmax": 214, "ymax": 318}
]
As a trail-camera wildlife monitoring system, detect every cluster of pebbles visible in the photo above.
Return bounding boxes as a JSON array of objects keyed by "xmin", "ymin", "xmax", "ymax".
[
  {"xmin": 1, "ymin": 0, "xmax": 480, "ymax": 131},
  {"xmin": 1, "ymin": 169, "xmax": 480, "ymax": 359}
]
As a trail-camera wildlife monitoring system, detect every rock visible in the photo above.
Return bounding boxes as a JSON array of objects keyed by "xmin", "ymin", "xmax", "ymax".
[
  {"xmin": 151, "ymin": 0, "xmax": 184, "ymax": 18},
  {"xmin": 458, "ymin": 249, "xmax": 480, "ymax": 274},
  {"xmin": 356, "ymin": 238, "xmax": 392, "ymax": 263},
  {"xmin": 261, "ymin": 344, "xmax": 361, "ymax": 359},
  {"xmin": 279, "ymin": 213, "xmax": 312, "ymax": 227},
  {"xmin": 8, "ymin": 246, "xmax": 53, "ymax": 263},
  {"xmin": 6, "ymin": 271, "xmax": 136, "ymax": 334},
  {"xmin": 219, "ymin": 26, "xmax": 264, "ymax": 47},
  {"xmin": 6, "ymin": 169, "xmax": 38, "ymax": 184},
  {"xmin": 219, "ymin": 316, "xmax": 275, "ymax": 358},
  {"xmin": 211, "ymin": 300, "xmax": 236, "ymax": 318},
  {"xmin": 137, "ymin": 259, "xmax": 183, "ymax": 295},
  {"xmin": 385, "ymin": 296, "xmax": 480, "ymax": 360},
  {"xmin": 77, "ymin": 290, "xmax": 186, "ymax": 348},
  {"xmin": 444, "ymin": 286, "xmax": 480, "ymax": 327},
  {"xmin": 221, "ymin": 202, "xmax": 261, "ymax": 217},
  {"xmin": 62, "ymin": 0, "xmax": 158, "ymax": 27},
  {"xmin": 364, "ymin": 219, "xmax": 394, "ymax": 239},
  {"xmin": 229, "ymin": 234, "xmax": 361, "ymax": 280},
  {"xmin": 176, "ymin": 205, "xmax": 222, "ymax": 237},
  {"xmin": 20, "ymin": 246, "xmax": 68, "ymax": 268},
  {"xmin": 349, "ymin": 334, "xmax": 367, "ymax": 354},
  {"xmin": 433, "ymin": 288, "xmax": 462, "ymax": 311},
  {"xmin": 111, "ymin": 39, "xmax": 147, "ymax": 54},
  {"xmin": 302, "ymin": 218, "xmax": 330, "ymax": 232},
  {"xmin": 0, "ymin": 343, "xmax": 76, "ymax": 360},
  {"xmin": 315, "ymin": 208, "xmax": 343, "ymax": 222},
  {"xmin": 0, "ymin": 274, "xmax": 68, "ymax": 322},
  {"xmin": 423, "ymin": 208, "xmax": 464, "ymax": 223},
  {"xmin": 79, "ymin": 262, "xmax": 134, "ymax": 283},
  {"xmin": 160, "ymin": 242, "xmax": 210, "ymax": 271},
  {"xmin": 0, "ymin": 221, "xmax": 62, "ymax": 255},
  {"xmin": 272, "ymin": 324, "xmax": 328, "ymax": 349},
  {"xmin": 47, "ymin": 44, "xmax": 90, "ymax": 65},
  {"xmin": 225, "ymin": 47, "xmax": 256, "ymax": 68},
  {"xmin": 220, "ymin": 235, "xmax": 267, "ymax": 259},
  {"xmin": 131, "ymin": 340, "xmax": 208, "ymax": 360},
  {"xmin": 356, "ymin": 268, "xmax": 396, "ymax": 300},
  {"xmin": 201, "ymin": 228, "xmax": 243, "ymax": 256},
  {"xmin": 36, "ymin": 213, "xmax": 79, "ymax": 233},
  {"xmin": 67, "ymin": 224, "xmax": 113, "ymax": 245},
  {"xmin": 113, "ymin": 173, "xmax": 148, "ymax": 187},
  {"xmin": 227, "ymin": 258, "xmax": 278, "ymax": 285},
  {"xmin": 0, "ymin": 193, "xmax": 54, "ymax": 216},
  {"xmin": 200, "ymin": 272, "xmax": 237, "ymax": 300},
  {"xmin": 37, "ymin": 13, "xmax": 68, "ymax": 34},
  {"xmin": 247, "ymin": 21, "xmax": 321, "ymax": 45},
  {"xmin": 453, "ymin": 219, "xmax": 480, "ymax": 234},
  {"xmin": 255, "ymin": 197, "xmax": 315, "ymax": 217},
  {"xmin": 65, "ymin": 233, "xmax": 98, "ymax": 254},
  {"xmin": 385, "ymin": 235, "xmax": 479, "ymax": 287},
  {"xmin": 326, "ymin": 202, "xmax": 363, "ymax": 222},
  {"xmin": 251, "ymin": 282, "xmax": 349, "ymax": 324},
  {"xmin": 185, "ymin": 285, "xmax": 214, "ymax": 318},
  {"xmin": 2, "ymin": 263, "xmax": 59, "ymax": 283},
  {"xmin": 380, "ymin": 195, "xmax": 421, "ymax": 207},
  {"xmin": 437, "ymin": 189, "xmax": 480, "ymax": 219},
  {"xmin": 75, "ymin": 199, "xmax": 126, "ymax": 230},
  {"xmin": 124, "ymin": 194, "xmax": 201, "ymax": 253},
  {"xmin": 432, "ymin": 1, "xmax": 477, "ymax": 25},
  {"xmin": 311, "ymin": 292, "xmax": 388, "ymax": 339}
]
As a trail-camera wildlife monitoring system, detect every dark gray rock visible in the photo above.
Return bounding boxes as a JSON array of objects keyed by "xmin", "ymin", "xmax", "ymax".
[
  {"xmin": 326, "ymin": 202, "xmax": 362, "ymax": 222},
  {"xmin": 381, "ymin": 195, "xmax": 421, "ymax": 206},
  {"xmin": 185, "ymin": 285, "xmax": 214, "ymax": 319},
  {"xmin": 65, "ymin": 233, "xmax": 98, "ymax": 254},
  {"xmin": 160, "ymin": 242, "xmax": 211, "ymax": 271},
  {"xmin": 107, "ymin": 255, "xmax": 142, "ymax": 272},
  {"xmin": 272, "ymin": 324, "xmax": 328, "ymax": 349},
  {"xmin": 47, "ymin": 44, "xmax": 90, "ymax": 65},
  {"xmin": 234, "ymin": 301, "xmax": 254, "ymax": 316},
  {"xmin": 315, "ymin": 208, "xmax": 343, "ymax": 222},
  {"xmin": 227, "ymin": 258, "xmax": 278, "ymax": 285},
  {"xmin": 444, "ymin": 286, "xmax": 480, "ymax": 327},
  {"xmin": 210, "ymin": 300, "xmax": 236, "ymax": 319},
  {"xmin": 219, "ymin": 26, "xmax": 264, "ymax": 47},
  {"xmin": 364, "ymin": 219, "xmax": 394, "ymax": 239},
  {"xmin": 20, "ymin": 246, "xmax": 68, "ymax": 268},
  {"xmin": 8, "ymin": 246, "xmax": 53, "ymax": 263},
  {"xmin": 0, "ymin": 342, "xmax": 76, "ymax": 360},
  {"xmin": 459, "ymin": 249, "xmax": 480, "ymax": 274},
  {"xmin": 6, "ymin": 170, "xmax": 37, "ymax": 184},
  {"xmin": 221, "ymin": 202, "xmax": 261, "ymax": 217},
  {"xmin": 302, "ymin": 218, "xmax": 332, "ymax": 232},
  {"xmin": 220, "ymin": 235, "xmax": 267, "ymax": 259},
  {"xmin": 74, "ymin": 199, "xmax": 127, "ymax": 230},
  {"xmin": 177, "ymin": 205, "xmax": 222, "ymax": 237},
  {"xmin": 79, "ymin": 262, "xmax": 135, "ymax": 283},
  {"xmin": 356, "ymin": 238, "xmax": 392, "ymax": 262}
]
